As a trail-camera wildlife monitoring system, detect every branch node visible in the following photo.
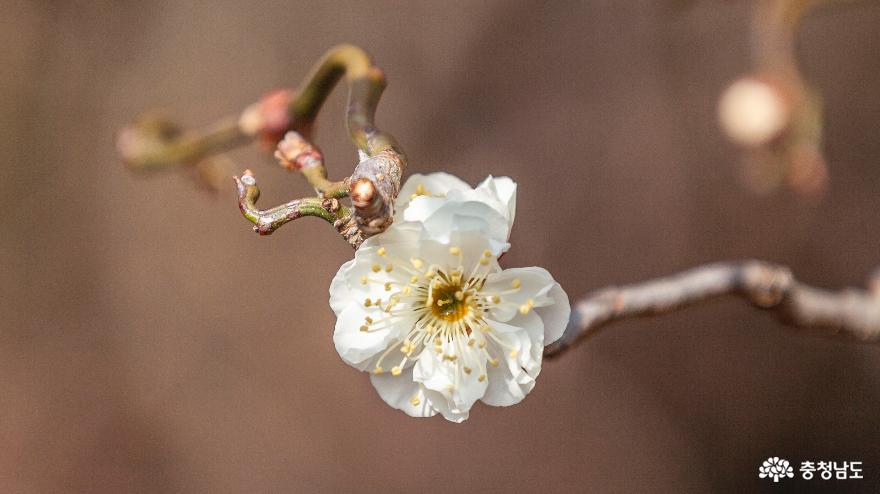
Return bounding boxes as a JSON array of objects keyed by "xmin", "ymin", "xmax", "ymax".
[{"xmin": 740, "ymin": 261, "xmax": 793, "ymax": 308}]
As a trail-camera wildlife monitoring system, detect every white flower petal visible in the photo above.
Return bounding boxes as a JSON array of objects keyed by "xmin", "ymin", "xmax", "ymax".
[
  {"xmin": 480, "ymin": 356, "xmax": 536, "ymax": 407},
  {"xmin": 422, "ymin": 388, "xmax": 470, "ymax": 423},
  {"xmin": 535, "ymin": 281, "xmax": 570, "ymax": 345},
  {"xmin": 412, "ymin": 341, "xmax": 487, "ymax": 418},
  {"xmin": 333, "ymin": 304, "xmax": 405, "ymax": 371},
  {"xmin": 396, "ymin": 173, "xmax": 517, "ymax": 251},
  {"xmin": 329, "ymin": 259, "xmax": 355, "ymax": 316},
  {"xmin": 395, "ymin": 172, "xmax": 472, "ymax": 214},
  {"xmin": 484, "ymin": 266, "xmax": 570, "ymax": 337},
  {"xmin": 476, "ymin": 175, "xmax": 516, "ymax": 231},
  {"xmin": 369, "ymin": 367, "xmax": 437, "ymax": 418},
  {"xmin": 487, "ymin": 312, "xmax": 544, "ymax": 375},
  {"xmin": 408, "ymin": 199, "xmax": 509, "ymax": 252}
]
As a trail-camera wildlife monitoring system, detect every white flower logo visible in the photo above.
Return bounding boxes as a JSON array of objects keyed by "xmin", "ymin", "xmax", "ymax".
[
  {"xmin": 329, "ymin": 173, "xmax": 570, "ymax": 422},
  {"xmin": 758, "ymin": 457, "xmax": 794, "ymax": 482}
]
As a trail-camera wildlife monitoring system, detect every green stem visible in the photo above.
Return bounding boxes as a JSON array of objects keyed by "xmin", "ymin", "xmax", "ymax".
[{"xmin": 234, "ymin": 171, "xmax": 341, "ymax": 236}]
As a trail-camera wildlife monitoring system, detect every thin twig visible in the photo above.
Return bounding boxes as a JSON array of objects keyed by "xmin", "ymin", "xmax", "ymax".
[
  {"xmin": 233, "ymin": 170, "xmax": 346, "ymax": 235},
  {"xmin": 545, "ymin": 260, "xmax": 880, "ymax": 358}
]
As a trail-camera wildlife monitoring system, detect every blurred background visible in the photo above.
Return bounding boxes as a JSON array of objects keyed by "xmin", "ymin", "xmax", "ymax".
[{"xmin": 1, "ymin": 1, "xmax": 879, "ymax": 492}]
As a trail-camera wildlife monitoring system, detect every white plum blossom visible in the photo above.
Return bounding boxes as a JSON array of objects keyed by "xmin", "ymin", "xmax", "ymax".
[{"xmin": 329, "ymin": 173, "xmax": 569, "ymax": 422}]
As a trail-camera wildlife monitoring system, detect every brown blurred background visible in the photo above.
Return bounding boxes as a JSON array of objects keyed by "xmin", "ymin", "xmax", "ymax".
[{"xmin": 2, "ymin": 1, "xmax": 879, "ymax": 492}]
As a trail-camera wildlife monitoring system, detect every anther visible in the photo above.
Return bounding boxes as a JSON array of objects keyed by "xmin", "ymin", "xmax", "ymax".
[
  {"xmin": 385, "ymin": 264, "xmax": 393, "ymax": 273},
  {"xmin": 478, "ymin": 374, "xmax": 487, "ymax": 382},
  {"xmin": 371, "ymin": 263, "xmax": 381, "ymax": 273},
  {"xmin": 359, "ymin": 325, "xmax": 369, "ymax": 332},
  {"xmin": 384, "ymin": 282, "xmax": 392, "ymax": 291},
  {"xmin": 512, "ymin": 279, "xmax": 521, "ymax": 289},
  {"xmin": 463, "ymin": 366, "xmax": 472, "ymax": 374},
  {"xmin": 377, "ymin": 247, "xmax": 387, "ymax": 257},
  {"xmin": 373, "ymin": 366, "xmax": 383, "ymax": 374},
  {"xmin": 410, "ymin": 395, "xmax": 421, "ymax": 406},
  {"xmin": 360, "ymin": 275, "xmax": 368, "ymax": 285},
  {"xmin": 391, "ymin": 366, "xmax": 402, "ymax": 376},
  {"xmin": 454, "ymin": 291, "xmax": 464, "ymax": 301},
  {"xmin": 449, "ymin": 246, "xmax": 461, "ymax": 256}
]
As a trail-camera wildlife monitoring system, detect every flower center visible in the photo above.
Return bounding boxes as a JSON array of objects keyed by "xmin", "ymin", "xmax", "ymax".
[
  {"xmin": 358, "ymin": 245, "xmax": 532, "ymax": 386},
  {"xmin": 428, "ymin": 274, "xmax": 471, "ymax": 323}
]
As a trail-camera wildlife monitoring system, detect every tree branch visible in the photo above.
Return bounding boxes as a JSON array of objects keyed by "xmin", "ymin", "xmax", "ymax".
[
  {"xmin": 545, "ymin": 260, "xmax": 880, "ymax": 358},
  {"xmin": 118, "ymin": 44, "xmax": 405, "ymax": 245}
]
